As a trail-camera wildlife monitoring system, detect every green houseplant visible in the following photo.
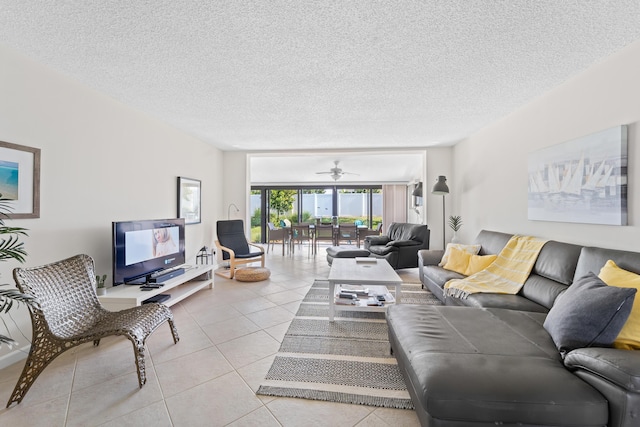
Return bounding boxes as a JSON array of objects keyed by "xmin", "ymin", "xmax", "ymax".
[
  {"xmin": 96, "ymin": 274, "xmax": 107, "ymax": 295},
  {"xmin": 448, "ymin": 215, "xmax": 463, "ymax": 243},
  {"xmin": 0, "ymin": 196, "xmax": 31, "ymax": 348}
]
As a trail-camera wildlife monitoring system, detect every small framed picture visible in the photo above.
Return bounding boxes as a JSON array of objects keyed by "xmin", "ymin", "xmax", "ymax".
[
  {"xmin": 0, "ymin": 141, "xmax": 41, "ymax": 219},
  {"xmin": 177, "ymin": 177, "xmax": 201, "ymax": 225}
]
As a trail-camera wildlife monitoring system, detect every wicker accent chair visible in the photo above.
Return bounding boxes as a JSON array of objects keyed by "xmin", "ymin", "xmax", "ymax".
[{"xmin": 6, "ymin": 254, "xmax": 179, "ymax": 408}]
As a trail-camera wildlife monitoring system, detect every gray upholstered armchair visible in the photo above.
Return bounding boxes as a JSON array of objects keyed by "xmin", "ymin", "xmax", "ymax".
[{"xmin": 364, "ymin": 222, "xmax": 430, "ymax": 269}]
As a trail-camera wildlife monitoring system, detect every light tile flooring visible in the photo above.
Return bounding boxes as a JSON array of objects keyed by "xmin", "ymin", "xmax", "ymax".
[{"xmin": 0, "ymin": 245, "xmax": 421, "ymax": 426}]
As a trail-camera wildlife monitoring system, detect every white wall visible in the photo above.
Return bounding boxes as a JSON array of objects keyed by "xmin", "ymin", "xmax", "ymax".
[
  {"xmin": 452, "ymin": 39, "xmax": 640, "ymax": 249},
  {"xmin": 0, "ymin": 44, "xmax": 224, "ymax": 364},
  {"xmin": 218, "ymin": 151, "xmax": 250, "ymax": 262},
  {"xmin": 426, "ymin": 147, "xmax": 454, "ymax": 250},
  {"xmin": 222, "ymin": 151, "xmax": 249, "ymax": 223}
]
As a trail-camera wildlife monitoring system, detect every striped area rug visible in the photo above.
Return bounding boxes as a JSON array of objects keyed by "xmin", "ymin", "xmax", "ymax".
[{"xmin": 256, "ymin": 279, "xmax": 442, "ymax": 409}]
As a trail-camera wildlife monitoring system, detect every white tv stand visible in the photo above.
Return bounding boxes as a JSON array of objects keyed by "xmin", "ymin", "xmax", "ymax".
[{"xmin": 98, "ymin": 264, "xmax": 214, "ymax": 311}]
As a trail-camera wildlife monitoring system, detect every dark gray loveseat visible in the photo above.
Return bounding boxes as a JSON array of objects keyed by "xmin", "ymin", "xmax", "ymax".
[
  {"xmin": 363, "ymin": 222, "xmax": 430, "ymax": 269},
  {"xmin": 386, "ymin": 230, "xmax": 640, "ymax": 426}
]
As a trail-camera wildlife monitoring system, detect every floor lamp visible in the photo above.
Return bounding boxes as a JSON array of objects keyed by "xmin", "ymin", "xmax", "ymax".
[{"xmin": 431, "ymin": 176, "xmax": 449, "ymax": 249}]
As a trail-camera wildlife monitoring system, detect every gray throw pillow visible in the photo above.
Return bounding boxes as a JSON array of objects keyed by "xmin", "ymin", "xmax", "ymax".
[{"xmin": 543, "ymin": 272, "xmax": 636, "ymax": 356}]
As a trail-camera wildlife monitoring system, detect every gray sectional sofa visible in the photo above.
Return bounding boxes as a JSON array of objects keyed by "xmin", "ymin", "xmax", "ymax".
[{"xmin": 386, "ymin": 230, "xmax": 640, "ymax": 427}]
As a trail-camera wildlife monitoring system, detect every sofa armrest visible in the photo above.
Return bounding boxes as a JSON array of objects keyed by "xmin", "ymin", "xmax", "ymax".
[
  {"xmin": 386, "ymin": 239, "xmax": 420, "ymax": 247},
  {"xmin": 564, "ymin": 348, "xmax": 640, "ymax": 392},
  {"xmin": 365, "ymin": 235, "xmax": 390, "ymax": 246},
  {"xmin": 418, "ymin": 249, "xmax": 445, "ymax": 266}
]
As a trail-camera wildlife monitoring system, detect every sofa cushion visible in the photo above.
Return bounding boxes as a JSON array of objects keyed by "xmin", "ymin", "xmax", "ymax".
[
  {"xmin": 575, "ymin": 246, "xmax": 640, "ymax": 282},
  {"xmin": 520, "ymin": 275, "xmax": 568, "ymax": 310},
  {"xmin": 459, "ymin": 293, "xmax": 549, "ymax": 312},
  {"xmin": 326, "ymin": 246, "xmax": 370, "ymax": 258},
  {"xmin": 364, "ymin": 235, "xmax": 390, "ymax": 246},
  {"xmin": 442, "ymin": 247, "xmax": 497, "ymax": 276},
  {"xmin": 599, "ymin": 259, "xmax": 640, "ymax": 350},
  {"xmin": 532, "ymin": 240, "xmax": 583, "ymax": 285},
  {"xmin": 442, "ymin": 246, "xmax": 471, "ymax": 274},
  {"xmin": 543, "ymin": 272, "xmax": 636, "ymax": 356},
  {"xmin": 466, "ymin": 253, "xmax": 497, "ymax": 275},
  {"xmin": 367, "ymin": 244, "xmax": 396, "ymax": 256},
  {"xmin": 387, "ymin": 305, "xmax": 608, "ymax": 426},
  {"xmin": 438, "ymin": 243, "xmax": 480, "ymax": 266},
  {"xmin": 386, "ymin": 239, "xmax": 420, "ymax": 247},
  {"xmin": 386, "ymin": 222, "xmax": 427, "ymax": 242},
  {"xmin": 516, "ymin": 240, "xmax": 580, "ymax": 314},
  {"xmin": 474, "ymin": 229, "xmax": 511, "ymax": 255},
  {"xmin": 423, "ymin": 265, "xmax": 465, "ymax": 287}
]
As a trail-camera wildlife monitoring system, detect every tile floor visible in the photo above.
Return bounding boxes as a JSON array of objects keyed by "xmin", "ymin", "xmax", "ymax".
[{"xmin": 0, "ymin": 245, "xmax": 421, "ymax": 426}]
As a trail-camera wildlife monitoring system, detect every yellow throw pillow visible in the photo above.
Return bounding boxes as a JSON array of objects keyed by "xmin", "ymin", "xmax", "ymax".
[
  {"xmin": 598, "ymin": 259, "xmax": 640, "ymax": 350},
  {"xmin": 465, "ymin": 254, "xmax": 498, "ymax": 276},
  {"xmin": 443, "ymin": 246, "xmax": 472, "ymax": 275},
  {"xmin": 439, "ymin": 243, "xmax": 481, "ymax": 267}
]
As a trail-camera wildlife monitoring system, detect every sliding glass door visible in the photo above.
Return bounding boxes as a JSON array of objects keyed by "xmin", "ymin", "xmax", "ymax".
[{"xmin": 250, "ymin": 185, "xmax": 382, "ymax": 243}]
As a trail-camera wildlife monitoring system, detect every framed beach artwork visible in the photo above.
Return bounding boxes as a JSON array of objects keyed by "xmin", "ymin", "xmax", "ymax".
[
  {"xmin": 177, "ymin": 176, "xmax": 201, "ymax": 225},
  {"xmin": 0, "ymin": 141, "xmax": 41, "ymax": 219},
  {"xmin": 528, "ymin": 125, "xmax": 627, "ymax": 225}
]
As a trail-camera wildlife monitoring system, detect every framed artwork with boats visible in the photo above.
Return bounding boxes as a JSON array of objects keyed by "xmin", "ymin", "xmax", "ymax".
[{"xmin": 528, "ymin": 125, "xmax": 627, "ymax": 225}]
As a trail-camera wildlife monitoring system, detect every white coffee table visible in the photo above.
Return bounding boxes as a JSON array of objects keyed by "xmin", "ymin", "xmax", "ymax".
[{"xmin": 327, "ymin": 258, "xmax": 403, "ymax": 321}]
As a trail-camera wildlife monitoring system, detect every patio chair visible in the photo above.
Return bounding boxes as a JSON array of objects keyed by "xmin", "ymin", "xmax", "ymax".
[
  {"xmin": 7, "ymin": 254, "xmax": 179, "ymax": 408},
  {"xmin": 336, "ymin": 223, "xmax": 357, "ymax": 246},
  {"xmin": 291, "ymin": 224, "xmax": 313, "ymax": 255},
  {"xmin": 314, "ymin": 224, "xmax": 336, "ymax": 251},
  {"xmin": 215, "ymin": 220, "xmax": 265, "ymax": 279},
  {"xmin": 267, "ymin": 222, "xmax": 290, "ymax": 255}
]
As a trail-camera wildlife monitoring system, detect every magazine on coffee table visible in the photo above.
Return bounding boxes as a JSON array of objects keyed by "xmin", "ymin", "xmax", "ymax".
[
  {"xmin": 340, "ymin": 285, "xmax": 370, "ymax": 296},
  {"xmin": 334, "ymin": 285, "xmax": 395, "ymax": 306}
]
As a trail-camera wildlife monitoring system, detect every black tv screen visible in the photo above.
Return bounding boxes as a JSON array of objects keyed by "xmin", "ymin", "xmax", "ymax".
[{"xmin": 112, "ymin": 218, "xmax": 186, "ymax": 285}]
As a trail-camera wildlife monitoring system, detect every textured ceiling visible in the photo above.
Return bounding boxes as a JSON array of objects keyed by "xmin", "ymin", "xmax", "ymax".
[{"xmin": 2, "ymin": 1, "xmax": 640, "ymax": 182}]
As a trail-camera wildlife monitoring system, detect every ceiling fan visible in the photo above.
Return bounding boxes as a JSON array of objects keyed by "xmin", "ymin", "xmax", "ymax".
[{"xmin": 315, "ymin": 160, "xmax": 359, "ymax": 181}]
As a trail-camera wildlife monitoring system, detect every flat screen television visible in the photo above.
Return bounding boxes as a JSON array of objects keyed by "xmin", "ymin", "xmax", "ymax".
[{"xmin": 112, "ymin": 218, "xmax": 186, "ymax": 285}]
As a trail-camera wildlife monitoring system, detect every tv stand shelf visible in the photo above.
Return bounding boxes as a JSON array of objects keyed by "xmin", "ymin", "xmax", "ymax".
[{"xmin": 98, "ymin": 264, "xmax": 214, "ymax": 311}]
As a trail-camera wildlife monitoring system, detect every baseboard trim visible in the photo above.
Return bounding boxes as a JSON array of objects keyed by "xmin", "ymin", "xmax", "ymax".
[{"xmin": 0, "ymin": 345, "xmax": 29, "ymax": 370}]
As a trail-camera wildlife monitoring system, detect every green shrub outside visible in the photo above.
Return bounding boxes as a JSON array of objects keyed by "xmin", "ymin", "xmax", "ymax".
[{"xmin": 250, "ymin": 208, "xmax": 261, "ymax": 227}]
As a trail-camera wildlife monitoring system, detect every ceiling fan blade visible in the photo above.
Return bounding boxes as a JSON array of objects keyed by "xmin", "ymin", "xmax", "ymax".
[{"xmin": 316, "ymin": 160, "xmax": 357, "ymax": 179}]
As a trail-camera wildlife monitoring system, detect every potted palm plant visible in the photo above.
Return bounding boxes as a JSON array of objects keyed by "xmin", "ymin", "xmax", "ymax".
[
  {"xmin": 448, "ymin": 215, "xmax": 463, "ymax": 243},
  {"xmin": 0, "ymin": 196, "xmax": 31, "ymax": 349}
]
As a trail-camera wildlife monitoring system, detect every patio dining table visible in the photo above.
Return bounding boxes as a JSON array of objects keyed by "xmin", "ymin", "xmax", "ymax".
[{"xmin": 276, "ymin": 223, "xmax": 375, "ymax": 256}]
